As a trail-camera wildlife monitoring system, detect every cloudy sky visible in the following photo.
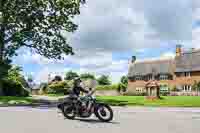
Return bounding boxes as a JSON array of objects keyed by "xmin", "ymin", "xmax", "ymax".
[{"xmin": 13, "ymin": 0, "xmax": 196, "ymax": 83}]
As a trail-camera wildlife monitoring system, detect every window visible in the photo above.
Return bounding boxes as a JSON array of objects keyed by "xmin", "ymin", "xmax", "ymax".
[
  {"xmin": 146, "ymin": 75, "xmax": 152, "ymax": 81},
  {"xmin": 135, "ymin": 75, "xmax": 144, "ymax": 81},
  {"xmin": 136, "ymin": 87, "xmax": 144, "ymax": 92},
  {"xmin": 183, "ymin": 85, "xmax": 192, "ymax": 92},
  {"xmin": 184, "ymin": 72, "xmax": 191, "ymax": 77},
  {"xmin": 160, "ymin": 84, "xmax": 169, "ymax": 92},
  {"xmin": 159, "ymin": 74, "xmax": 169, "ymax": 80}
]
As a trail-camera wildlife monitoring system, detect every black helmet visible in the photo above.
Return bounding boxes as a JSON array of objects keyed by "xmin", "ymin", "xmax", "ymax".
[{"xmin": 74, "ymin": 77, "xmax": 82, "ymax": 84}]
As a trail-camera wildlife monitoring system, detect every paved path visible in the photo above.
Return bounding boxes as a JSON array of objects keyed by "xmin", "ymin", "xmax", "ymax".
[{"xmin": 0, "ymin": 107, "xmax": 200, "ymax": 133}]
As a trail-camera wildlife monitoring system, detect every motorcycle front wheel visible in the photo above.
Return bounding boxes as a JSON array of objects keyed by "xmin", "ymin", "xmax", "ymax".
[
  {"xmin": 95, "ymin": 104, "xmax": 113, "ymax": 122},
  {"xmin": 62, "ymin": 104, "xmax": 76, "ymax": 120}
]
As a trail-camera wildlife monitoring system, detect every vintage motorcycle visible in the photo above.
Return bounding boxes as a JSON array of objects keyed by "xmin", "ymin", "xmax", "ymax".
[{"xmin": 57, "ymin": 93, "xmax": 113, "ymax": 122}]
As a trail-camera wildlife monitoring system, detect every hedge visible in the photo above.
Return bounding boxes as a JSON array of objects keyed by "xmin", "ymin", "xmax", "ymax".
[{"xmin": 47, "ymin": 81, "xmax": 71, "ymax": 94}]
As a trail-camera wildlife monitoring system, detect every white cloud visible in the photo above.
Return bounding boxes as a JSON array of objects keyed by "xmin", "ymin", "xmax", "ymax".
[{"xmin": 13, "ymin": 0, "xmax": 195, "ymax": 83}]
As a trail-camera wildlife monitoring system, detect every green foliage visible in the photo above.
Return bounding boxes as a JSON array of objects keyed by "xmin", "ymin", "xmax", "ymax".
[
  {"xmin": 0, "ymin": 0, "xmax": 86, "ymax": 60},
  {"xmin": 96, "ymin": 84, "xmax": 118, "ymax": 91},
  {"xmin": 160, "ymin": 91, "xmax": 170, "ymax": 96},
  {"xmin": 2, "ymin": 79, "xmax": 29, "ymax": 97},
  {"xmin": 52, "ymin": 75, "xmax": 62, "ymax": 82},
  {"xmin": 117, "ymin": 83, "xmax": 127, "ymax": 92},
  {"xmin": 192, "ymin": 81, "xmax": 200, "ymax": 91},
  {"xmin": 65, "ymin": 71, "xmax": 79, "ymax": 80},
  {"xmin": 39, "ymin": 82, "xmax": 48, "ymax": 93},
  {"xmin": 80, "ymin": 73, "xmax": 96, "ymax": 80},
  {"xmin": 97, "ymin": 75, "xmax": 111, "ymax": 85},
  {"xmin": 171, "ymin": 86, "xmax": 179, "ymax": 92},
  {"xmin": 0, "ymin": 59, "xmax": 12, "ymax": 95},
  {"xmin": 47, "ymin": 81, "xmax": 71, "ymax": 94},
  {"xmin": 120, "ymin": 76, "xmax": 128, "ymax": 85},
  {"xmin": 7, "ymin": 66, "xmax": 29, "ymax": 88},
  {"xmin": 0, "ymin": 59, "xmax": 12, "ymax": 80},
  {"xmin": 0, "ymin": 65, "xmax": 29, "ymax": 96}
]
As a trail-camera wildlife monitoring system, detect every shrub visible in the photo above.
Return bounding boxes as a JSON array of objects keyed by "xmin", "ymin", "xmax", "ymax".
[
  {"xmin": 96, "ymin": 84, "xmax": 118, "ymax": 91},
  {"xmin": 47, "ymin": 81, "xmax": 70, "ymax": 94},
  {"xmin": 160, "ymin": 91, "xmax": 170, "ymax": 96},
  {"xmin": 117, "ymin": 83, "xmax": 127, "ymax": 92},
  {"xmin": 2, "ymin": 79, "xmax": 29, "ymax": 97}
]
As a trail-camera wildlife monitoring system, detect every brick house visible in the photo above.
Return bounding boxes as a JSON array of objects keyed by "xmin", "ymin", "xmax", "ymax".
[{"xmin": 128, "ymin": 45, "xmax": 200, "ymax": 93}]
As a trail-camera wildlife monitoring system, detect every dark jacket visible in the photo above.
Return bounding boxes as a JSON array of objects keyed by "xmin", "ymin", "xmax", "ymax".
[{"xmin": 72, "ymin": 86, "xmax": 89, "ymax": 96}]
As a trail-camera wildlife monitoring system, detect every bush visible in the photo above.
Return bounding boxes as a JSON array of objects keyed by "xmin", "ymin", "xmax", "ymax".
[
  {"xmin": 160, "ymin": 91, "xmax": 170, "ymax": 96},
  {"xmin": 2, "ymin": 79, "xmax": 29, "ymax": 97},
  {"xmin": 117, "ymin": 83, "xmax": 127, "ymax": 92},
  {"xmin": 47, "ymin": 81, "xmax": 70, "ymax": 94},
  {"xmin": 96, "ymin": 84, "xmax": 118, "ymax": 91}
]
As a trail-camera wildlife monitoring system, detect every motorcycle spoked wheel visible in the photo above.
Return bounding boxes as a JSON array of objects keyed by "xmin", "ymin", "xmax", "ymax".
[
  {"xmin": 95, "ymin": 104, "xmax": 113, "ymax": 122},
  {"xmin": 62, "ymin": 105, "xmax": 76, "ymax": 120}
]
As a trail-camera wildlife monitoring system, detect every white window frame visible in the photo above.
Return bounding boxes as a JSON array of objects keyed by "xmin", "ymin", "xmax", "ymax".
[
  {"xmin": 159, "ymin": 74, "xmax": 169, "ymax": 80},
  {"xmin": 183, "ymin": 85, "xmax": 192, "ymax": 92},
  {"xmin": 184, "ymin": 72, "xmax": 191, "ymax": 77}
]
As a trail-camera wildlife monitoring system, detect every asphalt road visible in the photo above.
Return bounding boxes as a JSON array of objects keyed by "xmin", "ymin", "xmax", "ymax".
[{"xmin": 0, "ymin": 107, "xmax": 200, "ymax": 133}]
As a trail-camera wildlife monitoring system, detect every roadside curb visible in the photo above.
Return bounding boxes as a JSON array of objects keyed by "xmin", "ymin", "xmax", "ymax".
[{"xmin": 0, "ymin": 103, "xmax": 58, "ymax": 107}]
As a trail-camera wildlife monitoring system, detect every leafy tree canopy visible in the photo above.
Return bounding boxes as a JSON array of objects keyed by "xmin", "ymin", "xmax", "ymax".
[
  {"xmin": 65, "ymin": 70, "xmax": 79, "ymax": 80},
  {"xmin": 52, "ymin": 75, "xmax": 63, "ymax": 82},
  {"xmin": 97, "ymin": 75, "xmax": 111, "ymax": 86},
  {"xmin": 0, "ymin": 0, "xmax": 86, "ymax": 95},
  {"xmin": 120, "ymin": 75, "xmax": 128, "ymax": 85},
  {"xmin": 80, "ymin": 73, "xmax": 96, "ymax": 80},
  {"xmin": 6, "ymin": 66, "xmax": 29, "ymax": 88},
  {"xmin": 0, "ymin": 0, "xmax": 85, "ymax": 61}
]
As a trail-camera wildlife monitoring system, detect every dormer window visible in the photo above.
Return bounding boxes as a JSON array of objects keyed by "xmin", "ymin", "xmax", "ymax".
[
  {"xmin": 184, "ymin": 72, "xmax": 191, "ymax": 77},
  {"xmin": 135, "ymin": 75, "xmax": 144, "ymax": 81},
  {"xmin": 159, "ymin": 74, "xmax": 169, "ymax": 80}
]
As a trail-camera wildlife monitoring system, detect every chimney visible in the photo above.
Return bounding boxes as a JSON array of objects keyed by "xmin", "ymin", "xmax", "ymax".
[
  {"xmin": 131, "ymin": 56, "xmax": 136, "ymax": 63},
  {"xmin": 176, "ymin": 44, "xmax": 182, "ymax": 57}
]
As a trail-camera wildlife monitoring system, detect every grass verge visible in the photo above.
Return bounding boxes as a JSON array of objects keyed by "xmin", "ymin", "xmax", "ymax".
[
  {"xmin": 0, "ymin": 96, "xmax": 36, "ymax": 105},
  {"xmin": 96, "ymin": 96, "xmax": 200, "ymax": 107}
]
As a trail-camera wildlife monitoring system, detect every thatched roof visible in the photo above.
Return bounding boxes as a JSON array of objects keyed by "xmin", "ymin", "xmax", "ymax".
[
  {"xmin": 128, "ymin": 59, "xmax": 175, "ymax": 77},
  {"xmin": 175, "ymin": 49, "xmax": 200, "ymax": 72}
]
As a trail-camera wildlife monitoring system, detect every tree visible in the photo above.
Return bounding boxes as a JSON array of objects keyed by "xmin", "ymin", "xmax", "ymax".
[
  {"xmin": 120, "ymin": 75, "xmax": 128, "ymax": 85},
  {"xmin": 0, "ymin": 0, "xmax": 85, "ymax": 95},
  {"xmin": 80, "ymin": 73, "xmax": 96, "ymax": 80},
  {"xmin": 192, "ymin": 80, "xmax": 200, "ymax": 92},
  {"xmin": 0, "ymin": 59, "xmax": 12, "ymax": 95},
  {"xmin": 65, "ymin": 71, "xmax": 79, "ymax": 80},
  {"xmin": 52, "ymin": 75, "xmax": 62, "ymax": 82},
  {"xmin": 7, "ymin": 66, "xmax": 29, "ymax": 88},
  {"xmin": 97, "ymin": 75, "xmax": 111, "ymax": 85}
]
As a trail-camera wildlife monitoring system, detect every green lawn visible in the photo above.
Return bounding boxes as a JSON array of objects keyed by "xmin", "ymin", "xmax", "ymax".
[
  {"xmin": 1, "ymin": 96, "xmax": 200, "ymax": 107},
  {"xmin": 0, "ymin": 96, "xmax": 35, "ymax": 105},
  {"xmin": 97, "ymin": 96, "xmax": 200, "ymax": 107}
]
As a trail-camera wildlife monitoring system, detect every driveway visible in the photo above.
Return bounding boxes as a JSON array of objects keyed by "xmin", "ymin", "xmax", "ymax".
[{"xmin": 0, "ymin": 107, "xmax": 200, "ymax": 133}]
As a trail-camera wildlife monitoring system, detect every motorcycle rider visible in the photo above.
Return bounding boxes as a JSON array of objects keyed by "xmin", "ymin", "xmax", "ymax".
[{"xmin": 67, "ymin": 77, "xmax": 89, "ymax": 111}]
